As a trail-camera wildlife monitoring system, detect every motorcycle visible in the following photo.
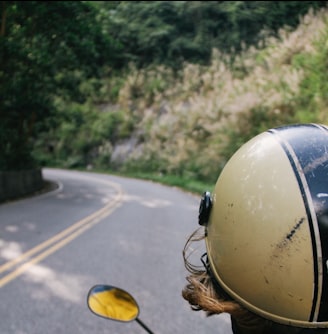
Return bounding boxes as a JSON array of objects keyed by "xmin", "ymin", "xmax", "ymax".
[{"xmin": 87, "ymin": 284, "xmax": 155, "ymax": 334}]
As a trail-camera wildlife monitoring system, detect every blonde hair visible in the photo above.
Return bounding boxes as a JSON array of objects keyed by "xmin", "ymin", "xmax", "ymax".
[{"xmin": 181, "ymin": 228, "xmax": 245, "ymax": 315}]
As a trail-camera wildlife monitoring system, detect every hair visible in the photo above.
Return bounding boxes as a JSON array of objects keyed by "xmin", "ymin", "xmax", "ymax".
[{"xmin": 182, "ymin": 227, "xmax": 246, "ymax": 317}]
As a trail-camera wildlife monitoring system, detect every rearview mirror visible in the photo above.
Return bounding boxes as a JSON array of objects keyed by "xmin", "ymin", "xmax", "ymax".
[{"xmin": 87, "ymin": 285, "xmax": 139, "ymax": 322}]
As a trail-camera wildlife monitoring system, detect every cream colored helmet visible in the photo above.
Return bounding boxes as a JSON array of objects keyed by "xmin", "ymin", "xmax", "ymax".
[{"xmin": 199, "ymin": 123, "xmax": 328, "ymax": 328}]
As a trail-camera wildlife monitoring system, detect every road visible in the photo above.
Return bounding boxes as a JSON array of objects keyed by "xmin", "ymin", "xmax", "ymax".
[{"xmin": 0, "ymin": 168, "xmax": 232, "ymax": 334}]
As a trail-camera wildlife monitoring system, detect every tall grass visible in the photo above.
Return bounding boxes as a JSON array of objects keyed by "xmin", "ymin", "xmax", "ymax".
[
  {"xmin": 114, "ymin": 8, "xmax": 328, "ymax": 183},
  {"xmin": 36, "ymin": 7, "xmax": 328, "ymax": 190}
]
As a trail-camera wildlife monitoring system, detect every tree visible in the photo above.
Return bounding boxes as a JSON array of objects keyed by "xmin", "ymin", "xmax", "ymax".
[
  {"xmin": 0, "ymin": 1, "xmax": 121, "ymax": 170},
  {"xmin": 101, "ymin": 1, "xmax": 328, "ymax": 69}
]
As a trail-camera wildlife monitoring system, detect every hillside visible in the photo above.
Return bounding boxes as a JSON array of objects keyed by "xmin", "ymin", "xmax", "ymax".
[
  {"xmin": 106, "ymin": 7, "xmax": 328, "ymax": 182},
  {"xmin": 34, "ymin": 6, "xmax": 328, "ymax": 190}
]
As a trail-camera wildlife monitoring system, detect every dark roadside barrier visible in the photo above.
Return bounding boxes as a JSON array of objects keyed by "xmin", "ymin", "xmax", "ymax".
[{"xmin": 0, "ymin": 169, "xmax": 44, "ymax": 203}]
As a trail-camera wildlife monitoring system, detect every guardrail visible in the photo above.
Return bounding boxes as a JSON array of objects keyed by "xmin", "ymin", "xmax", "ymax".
[{"xmin": 0, "ymin": 169, "xmax": 43, "ymax": 202}]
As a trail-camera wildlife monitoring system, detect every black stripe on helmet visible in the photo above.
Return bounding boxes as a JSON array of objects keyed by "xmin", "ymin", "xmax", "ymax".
[{"xmin": 269, "ymin": 123, "xmax": 328, "ymax": 323}]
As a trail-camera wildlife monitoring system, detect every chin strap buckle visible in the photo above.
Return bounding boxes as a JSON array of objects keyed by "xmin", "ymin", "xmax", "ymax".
[{"xmin": 199, "ymin": 191, "xmax": 212, "ymax": 226}]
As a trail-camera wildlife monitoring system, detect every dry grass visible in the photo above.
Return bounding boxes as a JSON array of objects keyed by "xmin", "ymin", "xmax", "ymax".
[{"xmin": 114, "ymin": 8, "xmax": 328, "ymax": 179}]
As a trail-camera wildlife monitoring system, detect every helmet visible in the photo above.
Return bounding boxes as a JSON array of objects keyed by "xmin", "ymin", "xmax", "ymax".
[{"xmin": 199, "ymin": 123, "xmax": 328, "ymax": 328}]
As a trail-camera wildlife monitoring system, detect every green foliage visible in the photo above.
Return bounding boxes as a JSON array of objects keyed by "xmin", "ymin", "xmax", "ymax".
[
  {"xmin": 4, "ymin": 0, "xmax": 328, "ymax": 194},
  {"xmin": 33, "ymin": 100, "xmax": 133, "ymax": 169},
  {"xmin": 124, "ymin": 171, "xmax": 214, "ymax": 196},
  {"xmin": 218, "ymin": 8, "xmax": 328, "ymax": 166},
  {"xmin": 101, "ymin": 1, "xmax": 328, "ymax": 69},
  {"xmin": 0, "ymin": 1, "xmax": 121, "ymax": 170},
  {"xmin": 104, "ymin": 5, "xmax": 328, "ymax": 186},
  {"xmin": 292, "ymin": 28, "xmax": 328, "ymax": 124}
]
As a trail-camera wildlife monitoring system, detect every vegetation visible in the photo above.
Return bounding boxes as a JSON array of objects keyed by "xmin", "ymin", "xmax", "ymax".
[
  {"xmin": 2, "ymin": 1, "xmax": 328, "ymax": 193},
  {"xmin": 0, "ymin": 1, "xmax": 122, "ymax": 170}
]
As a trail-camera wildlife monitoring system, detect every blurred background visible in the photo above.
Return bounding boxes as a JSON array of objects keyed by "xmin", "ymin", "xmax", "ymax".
[{"xmin": 2, "ymin": 1, "xmax": 328, "ymax": 198}]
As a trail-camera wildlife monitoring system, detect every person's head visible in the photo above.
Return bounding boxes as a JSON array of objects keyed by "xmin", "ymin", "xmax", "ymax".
[{"xmin": 182, "ymin": 123, "xmax": 328, "ymax": 333}]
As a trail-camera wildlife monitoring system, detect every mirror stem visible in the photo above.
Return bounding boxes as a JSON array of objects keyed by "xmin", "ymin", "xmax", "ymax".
[{"xmin": 136, "ymin": 317, "xmax": 155, "ymax": 334}]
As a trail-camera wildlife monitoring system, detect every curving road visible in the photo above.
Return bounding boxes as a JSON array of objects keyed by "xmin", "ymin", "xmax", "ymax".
[{"xmin": 0, "ymin": 168, "xmax": 232, "ymax": 334}]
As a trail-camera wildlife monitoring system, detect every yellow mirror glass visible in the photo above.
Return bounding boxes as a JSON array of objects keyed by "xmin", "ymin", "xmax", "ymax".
[{"xmin": 87, "ymin": 285, "xmax": 139, "ymax": 322}]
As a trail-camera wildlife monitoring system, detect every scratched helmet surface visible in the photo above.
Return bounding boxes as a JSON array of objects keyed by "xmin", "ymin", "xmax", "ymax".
[{"xmin": 205, "ymin": 123, "xmax": 328, "ymax": 328}]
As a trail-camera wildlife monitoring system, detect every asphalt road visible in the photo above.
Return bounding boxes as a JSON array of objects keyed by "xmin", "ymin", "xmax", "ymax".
[{"xmin": 0, "ymin": 168, "xmax": 232, "ymax": 334}]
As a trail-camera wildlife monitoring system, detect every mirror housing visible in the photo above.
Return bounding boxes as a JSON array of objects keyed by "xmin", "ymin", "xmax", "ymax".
[{"xmin": 87, "ymin": 285, "xmax": 139, "ymax": 322}]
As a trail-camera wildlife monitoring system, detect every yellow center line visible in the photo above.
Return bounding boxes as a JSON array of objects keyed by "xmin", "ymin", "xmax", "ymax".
[{"xmin": 0, "ymin": 177, "xmax": 124, "ymax": 288}]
